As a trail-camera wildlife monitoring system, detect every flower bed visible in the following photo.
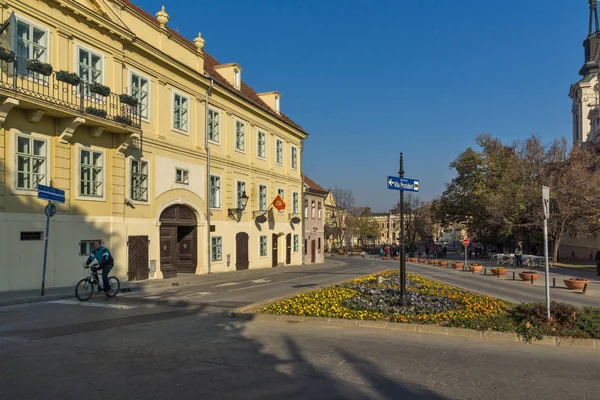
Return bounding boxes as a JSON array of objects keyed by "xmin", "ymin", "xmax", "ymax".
[
  {"xmin": 257, "ymin": 270, "xmax": 600, "ymax": 342},
  {"xmin": 259, "ymin": 271, "xmax": 506, "ymax": 325}
]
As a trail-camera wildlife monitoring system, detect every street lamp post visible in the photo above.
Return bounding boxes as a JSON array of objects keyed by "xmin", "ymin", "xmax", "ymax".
[{"xmin": 398, "ymin": 153, "xmax": 409, "ymax": 307}]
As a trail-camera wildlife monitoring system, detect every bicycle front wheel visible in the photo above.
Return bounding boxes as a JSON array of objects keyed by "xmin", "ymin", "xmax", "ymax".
[
  {"xmin": 105, "ymin": 276, "xmax": 120, "ymax": 297},
  {"xmin": 75, "ymin": 278, "xmax": 94, "ymax": 301}
]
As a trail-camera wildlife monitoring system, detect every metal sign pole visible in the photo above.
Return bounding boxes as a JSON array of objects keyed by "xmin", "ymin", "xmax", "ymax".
[
  {"xmin": 41, "ymin": 201, "xmax": 53, "ymax": 296},
  {"xmin": 465, "ymin": 242, "xmax": 468, "ymax": 270},
  {"xmin": 542, "ymin": 186, "xmax": 551, "ymax": 319},
  {"xmin": 399, "ymin": 153, "xmax": 408, "ymax": 307}
]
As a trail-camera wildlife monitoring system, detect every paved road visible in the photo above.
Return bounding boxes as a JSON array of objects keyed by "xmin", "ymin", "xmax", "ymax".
[
  {"xmin": 1, "ymin": 301, "xmax": 598, "ymax": 399},
  {"xmin": 341, "ymin": 256, "xmax": 600, "ymax": 307},
  {"xmin": 2, "ymin": 258, "xmax": 600, "ymax": 399}
]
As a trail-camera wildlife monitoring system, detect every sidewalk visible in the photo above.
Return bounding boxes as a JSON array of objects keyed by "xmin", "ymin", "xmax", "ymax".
[{"xmin": 0, "ymin": 259, "xmax": 348, "ymax": 307}]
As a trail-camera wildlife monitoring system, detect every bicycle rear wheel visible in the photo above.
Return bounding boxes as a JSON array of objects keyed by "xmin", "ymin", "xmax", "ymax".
[
  {"xmin": 105, "ymin": 276, "xmax": 120, "ymax": 297},
  {"xmin": 75, "ymin": 278, "xmax": 94, "ymax": 301}
]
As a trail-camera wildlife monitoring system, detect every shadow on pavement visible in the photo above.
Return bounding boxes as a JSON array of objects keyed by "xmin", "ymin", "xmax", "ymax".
[{"xmin": 0, "ymin": 299, "xmax": 450, "ymax": 399}]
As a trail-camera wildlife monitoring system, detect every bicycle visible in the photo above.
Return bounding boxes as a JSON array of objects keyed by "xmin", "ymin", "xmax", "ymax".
[{"xmin": 75, "ymin": 260, "xmax": 120, "ymax": 301}]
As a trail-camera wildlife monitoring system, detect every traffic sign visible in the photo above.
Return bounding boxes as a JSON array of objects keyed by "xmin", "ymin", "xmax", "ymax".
[
  {"xmin": 45, "ymin": 203, "xmax": 56, "ymax": 217},
  {"xmin": 38, "ymin": 185, "xmax": 65, "ymax": 203},
  {"xmin": 462, "ymin": 238, "xmax": 470, "ymax": 247},
  {"xmin": 387, "ymin": 176, "xmax": 419, "ymax": 192}
]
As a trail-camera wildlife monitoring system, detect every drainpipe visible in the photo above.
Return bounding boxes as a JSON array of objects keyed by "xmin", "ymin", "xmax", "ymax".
[
  {"xmin": 206, "ymin": 78, "xmax": 214, "ymax": 274},
  {"xmin": 301, "ymin": 149, "xmax": 305, "ymax": 264}
]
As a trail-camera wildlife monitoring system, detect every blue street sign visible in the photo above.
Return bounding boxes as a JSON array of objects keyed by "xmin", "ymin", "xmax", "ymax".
[
  {"xmin": 38, "ymin": 185, "xmax": 65, "ymax": 203},
  {"xmin": 387, "ymin": 176, "xmax": 420, "ymax": 192}
]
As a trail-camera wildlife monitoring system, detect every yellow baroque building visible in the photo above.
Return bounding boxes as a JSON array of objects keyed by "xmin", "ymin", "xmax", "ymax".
[{"xmin": 0, "ymin": 0, "xmax": 308, "ymax": 292}]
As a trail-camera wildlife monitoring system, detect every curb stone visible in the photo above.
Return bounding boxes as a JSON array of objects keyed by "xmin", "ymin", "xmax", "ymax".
[{"xmin": 229, "ymin": 308, "xmax": 599, "ymax": 350}]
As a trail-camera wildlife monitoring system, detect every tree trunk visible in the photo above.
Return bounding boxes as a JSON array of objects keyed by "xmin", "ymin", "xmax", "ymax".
[{"xmin": 552, "ymin": 221, "xmax": 565, "ymax": 263}]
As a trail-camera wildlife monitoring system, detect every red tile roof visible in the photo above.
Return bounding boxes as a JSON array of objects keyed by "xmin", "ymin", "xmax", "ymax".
[
  {"xmin": 303, "ymin": 174, "xmax": 327, "ymax": 193},
  {"xmin": 120, "ymin": 0, "xmax": 306, "ymax": 134}
]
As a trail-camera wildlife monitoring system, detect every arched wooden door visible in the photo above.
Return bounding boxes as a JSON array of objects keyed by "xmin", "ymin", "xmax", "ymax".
[
  {"xmin": 236, "ymin": 232, "xmax": 249, "ymax": 270},
  {"xmin": 160, "ymin": 205, "xmax": 197, "ymax": 278}
]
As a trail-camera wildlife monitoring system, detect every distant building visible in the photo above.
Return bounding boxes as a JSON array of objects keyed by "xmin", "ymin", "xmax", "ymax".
[{"xmin": 302, "ymin": 175, "xmax": 327, "ymax": 263}]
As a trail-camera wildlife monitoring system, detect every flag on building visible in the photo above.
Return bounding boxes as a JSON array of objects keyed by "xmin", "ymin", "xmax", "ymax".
[{"xmin": 272, "ymin": 194, "xmax": 286, "ymax": 211}]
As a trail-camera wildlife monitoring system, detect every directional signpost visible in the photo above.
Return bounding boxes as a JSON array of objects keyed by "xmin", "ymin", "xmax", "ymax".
[
  {"xmin": 387, "ymin": 154, "xmax": 419, "ymax": 308},
  {"xmin": 542, "ymin": 186, "xmax": 551, "ymax": 319},
  {"xmin": 387, "ymin": 176, "xmax": 419, "ymax": 193},
  {"xmin": 38, "ymin": 184, "xmax": 65, "ymax": 296}
]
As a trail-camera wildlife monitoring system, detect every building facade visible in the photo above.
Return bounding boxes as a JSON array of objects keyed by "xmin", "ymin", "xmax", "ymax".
[
  {"xmin": 564, "ymin": 0, "xmax": 600, "ymax": 259},
  {"xmin": 372, "ymin": 212, "xmax": 400, "ymax": 245},
  {"xmin": 302, "ymin": 174, "xmax": 326, "ymax": 264},
  {"xmin": 0, "ymin": 0, "xmax": 308, "ymax": 292}
]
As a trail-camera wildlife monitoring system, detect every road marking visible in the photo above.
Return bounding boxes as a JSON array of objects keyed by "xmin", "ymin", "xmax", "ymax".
[
  {"xmin": 213, "ymin": 282, "xmax": 242, "ymax": 287},
  {"xmin": 49, "ymin": 299, "xmax": 138, "ymax": 309},
  {"xmin": 171, "ymin": 292, "xmax": 214, "ymax": 300},
  {"xmin": 250, "ymin": 278, "xmax": 271, "ymax": 283},
  {"xmin": 227, "ymin": 263, "xmax": 375, "ymax": 293}
]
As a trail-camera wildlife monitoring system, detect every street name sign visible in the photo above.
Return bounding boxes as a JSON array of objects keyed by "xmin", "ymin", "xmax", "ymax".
[
  {"xmin": 387, "ymin": 176, "xmax": 419, "ymax": 192},
  {"xmin": 38, "ymin": 185, "xmax": 65, "ymax": 203}
]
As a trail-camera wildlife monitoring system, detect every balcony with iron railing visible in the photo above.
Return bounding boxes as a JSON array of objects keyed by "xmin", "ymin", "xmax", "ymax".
[{"xmin": 0, "ymin": 56, "xmax": 142, "ymax": 150}]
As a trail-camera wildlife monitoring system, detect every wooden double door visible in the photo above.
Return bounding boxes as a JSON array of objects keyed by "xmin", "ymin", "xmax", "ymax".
[
  {"xmin": 159, "ymin": 205, "xmax": 198, "ymax": 278},
  {"xmin": 128, "ymin": 235, "xmax": 149, "ymax": 281}
]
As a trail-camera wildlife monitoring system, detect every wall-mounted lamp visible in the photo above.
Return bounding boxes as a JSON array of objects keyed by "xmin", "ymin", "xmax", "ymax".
[{"xmin": 228, "ymin": 191, "xmax": 249, "ymax": 220}]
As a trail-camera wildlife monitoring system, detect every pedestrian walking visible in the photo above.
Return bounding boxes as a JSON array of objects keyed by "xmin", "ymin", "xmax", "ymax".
[{"xmin": 515, "ymin": 241, "xmax": 523, "ymax": 268}]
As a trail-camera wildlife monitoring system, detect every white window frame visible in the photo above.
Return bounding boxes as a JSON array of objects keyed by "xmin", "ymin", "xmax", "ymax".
[
  {"xmin": 291, "ymin": 146, "xmax": 298, "ymax": 170},
  {"xmin": 257, "ymin": 130, "xmax": 266, "ymax": 159},
  {"xmin": 207, "ymin": 107, "xmax": 220, "ymax": 144},
  {"xmin": 259, "ymin": 235, "xmax": 268, "ymax": 257},
  {"xmin": 278, "ymin": 188, "xmax": 285, "ymax": 213},
  {"xmin": 318, "ymin": 202, "xmax": 322, "ymax": 219},
  {"xmin": 292, "ymin": 192, "xmax": 299, "ymax": 214},
  {"xmin": 259, "ymin": 184, "xmax": 267, "ymax": 212},
  {"xmin": 12, "ymin": 14, "xmax": 50, "ymax": 77},
  {"xmin": 79, "ymin": 240, "xmax": 103, "ymax": 256},
  {"xmin": 293, "ymin": 234, "xmax": 299, "ymax": 252},
  {"xmin": 236, "ymin": 180, "xmax": 247, "ymax": 210},
  {"xmin": 175, "ymin": 168, "xmax": 189, "ymax": 185},
  {"xmin": 129, "ymin": 70, "xmax": 150, "ymax": 122},
  {"xmin": 311, "ymin": 201, "xmax": 316, "ymax": 218},
  {"xmin": 75, "ymin": 44, "xmax": 105, "ymax": 98},
  {"xmin": 304, "ymin": 199, "xmax": 308, "ymax": 218},
  {"xmin": 76, "ymin": 146, "xmax": 106, "ymax": 201},
  {"xmin": 11, "ymin": 130, "xmax": 50, "ymax": 195},
  {"xmin": 209, "ymin": 174, "xmax": 221, "ymax": 209},
  {"xmin": 129, "ymin": 158, "xmax": 149, "ymax": 203},
  {"xmin": 212, "ymin": 236, "xmax": 222, "ymax": 262},
  {"xmin": 235, "ymin": 119, "xmax": 246, "ymax": 152},
  {"xmin": 172, "ymin": 90, "xmax": 189, "ymax": 134},
  {"xmin": 276, "ymin": 138, "xmax": 283, "ymax": 165}
]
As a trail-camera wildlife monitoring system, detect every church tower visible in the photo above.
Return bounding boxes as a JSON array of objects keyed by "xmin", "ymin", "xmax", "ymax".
[{"xmin": 569, "ymin": 0, "xmax": 600, "ymax": 144}]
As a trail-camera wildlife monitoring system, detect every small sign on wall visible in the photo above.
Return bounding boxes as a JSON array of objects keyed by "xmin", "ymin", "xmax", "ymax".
[
  {"xmin": 210, "ymin": 225, "xmax": 216, "ymax": 232},
  {"xmin": 149, "ymin": 260, "xmax": 156, "ymax": 273},
  {"xmin": 227, "ymin": 254, "xmax": 231, "ymax": 267}
]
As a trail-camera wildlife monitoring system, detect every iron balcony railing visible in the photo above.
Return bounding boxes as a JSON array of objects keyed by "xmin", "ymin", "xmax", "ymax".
[{"xmin": 0, "ymin": 58, "xmax": 141, "ymax": 129}]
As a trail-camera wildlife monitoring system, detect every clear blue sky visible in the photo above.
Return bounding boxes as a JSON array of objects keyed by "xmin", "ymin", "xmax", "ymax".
[{"xmin": 136, "ymin": 0, "xmax": 586, "ymax": 212}]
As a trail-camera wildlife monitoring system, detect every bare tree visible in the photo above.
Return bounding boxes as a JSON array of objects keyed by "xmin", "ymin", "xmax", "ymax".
[
  {"xmin": 330, "ymin": 187, "xmax": 355, "ymax": 249},
  {"xmin": 391, "ymin": 194, "xmax": 430, "ymax": 251}
]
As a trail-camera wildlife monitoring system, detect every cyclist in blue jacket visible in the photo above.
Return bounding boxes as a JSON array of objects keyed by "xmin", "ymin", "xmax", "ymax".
[{"xmin": 85, "ymin": 240, "xmax": 114, "ymax": 292}]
